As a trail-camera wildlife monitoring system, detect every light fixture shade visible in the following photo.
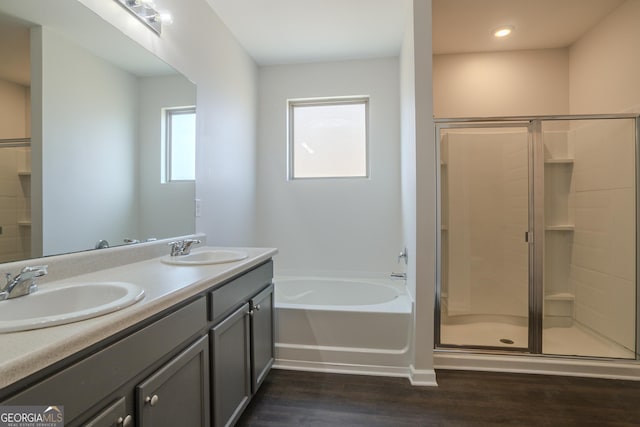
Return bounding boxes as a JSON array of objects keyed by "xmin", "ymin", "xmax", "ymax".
[{"xmin": 115, "ymin": 0, "xmax": 170, "ymax": 34}]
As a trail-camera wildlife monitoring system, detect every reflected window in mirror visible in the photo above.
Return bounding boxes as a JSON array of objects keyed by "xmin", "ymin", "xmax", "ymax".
[{"xmin": 164, "ymin": 106, "xmax": 196, "ymax": 182}]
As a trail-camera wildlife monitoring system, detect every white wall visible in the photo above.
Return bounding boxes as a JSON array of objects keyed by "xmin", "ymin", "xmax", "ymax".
[
  {"xmin": 433, "ymin": 49, "xmax": 570, "ymax": 117},
  {"xmin": 38, "ymin": 27, "xmax": 138, "ymax": 255},
  {"xmin": 79, "ymin": 0, "xmax": 259, "ymax": 247},
  {"xmin": 565, "ymin": 0, "xmax": 639, "ymax": 350},
  {"xmin": 138, "ymin": 75, "xmax": 196, "ymax": 241},
  {"xmin": 256, "ymin": 58, "xmax": 402, "ymax": 275},
  {"xmin": 410, "ymin": 0, "xmax": 437, "ymax": 385},
  {"xmin": 400, "ymin": 6, "xmax": 417, "ymax": 301},
  {"xmin": 569, "ymin": 0, "xmax": 640, "ymax": 114}
]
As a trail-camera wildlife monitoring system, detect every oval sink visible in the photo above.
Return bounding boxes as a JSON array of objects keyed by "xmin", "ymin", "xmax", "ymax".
[
  {"xmin": 161, "ymin": 250, "xmax": 248, "ymax": 266},
  {"xmin": 0, "ymin": 282, "xmax": 145, "ymax": 333}
]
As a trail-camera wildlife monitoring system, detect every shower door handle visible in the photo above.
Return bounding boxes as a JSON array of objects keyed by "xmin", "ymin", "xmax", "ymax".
[{"xmin": 525, "ymin": 231, "xmax": 533, "ymax": 243}]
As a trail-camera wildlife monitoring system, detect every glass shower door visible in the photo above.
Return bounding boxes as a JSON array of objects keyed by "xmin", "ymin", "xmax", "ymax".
[{"xmin": 437, "ymin": 124, "xmax": 531, "ymax": 350}]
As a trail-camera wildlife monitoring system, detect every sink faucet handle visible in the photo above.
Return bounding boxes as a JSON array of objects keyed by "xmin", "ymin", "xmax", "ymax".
[
  {"xmin": 168, "ymin": 241, "xmax": 183, "ymax": 256},
  {"xmin": 181, "ymin": 239, "xmax": 201, "ymax": 255},
  {"xmin": 5, "ymin": 265, "xmax": 48, "ymax": 284},
  {"xmin": 21, "ymin": 265, "xmax": 48, "ymax": 276},
  {"xmin": 168, "ymin": 239, "xmax": 201, "ymax": 256}
]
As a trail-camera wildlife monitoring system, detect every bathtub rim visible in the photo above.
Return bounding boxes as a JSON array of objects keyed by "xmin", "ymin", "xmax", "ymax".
[{"xmin": 273, "ymin": 275, "xmax": 413, "ymax": 313}]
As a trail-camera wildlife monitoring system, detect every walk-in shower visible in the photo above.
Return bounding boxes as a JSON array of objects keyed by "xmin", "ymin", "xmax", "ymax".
[{"xmin": 435, "ymin": 114, "xmax": 638, "ymax": 360}]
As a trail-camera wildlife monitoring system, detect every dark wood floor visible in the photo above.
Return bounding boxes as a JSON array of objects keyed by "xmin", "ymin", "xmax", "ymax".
[{"xmin": 237, "ymin": 368, "xmax": 640, "ymax": 426}]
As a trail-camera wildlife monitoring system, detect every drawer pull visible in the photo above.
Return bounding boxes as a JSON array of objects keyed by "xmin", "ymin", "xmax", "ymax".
[{"xmin": 145, "ymin": 394, "xmax": 159, "ymax": 407}]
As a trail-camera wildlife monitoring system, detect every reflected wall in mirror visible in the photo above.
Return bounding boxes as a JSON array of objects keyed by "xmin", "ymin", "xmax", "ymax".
[{"xmin": 0, "ymin": 1, "xmax": 196, "ymax": 263}]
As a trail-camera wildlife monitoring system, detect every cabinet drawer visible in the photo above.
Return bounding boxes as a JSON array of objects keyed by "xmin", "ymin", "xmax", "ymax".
[
  {"xmin": 84, "ymin": 397, "xmax": 130, "ymax": 427},
  {"xmin": 209, "ymin": 261, "xmax": 273, "ymax": 324},
  {"xmin": 2, "ymin": 297, "xmax": 207, "ymax": 424}
]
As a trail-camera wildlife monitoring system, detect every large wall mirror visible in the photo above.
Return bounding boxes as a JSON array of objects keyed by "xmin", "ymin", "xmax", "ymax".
[{"xmin": 0, "ymin": 1, "xmax": 196, "ymax": 263}]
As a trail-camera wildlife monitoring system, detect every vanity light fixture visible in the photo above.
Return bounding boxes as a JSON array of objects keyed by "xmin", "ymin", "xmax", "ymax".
[
  {"xmin": 115, "ymin": 0, "xmax": 172, "ymax": 34},
  {"xmin": 493, "ymin": 25, "xmax": 514, "ymax": 38}
]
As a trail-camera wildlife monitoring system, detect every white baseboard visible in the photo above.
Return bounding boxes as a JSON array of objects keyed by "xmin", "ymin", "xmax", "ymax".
[
  {"xmin": 274, "ymin": 358, "xmax": 410, "ymax": 379},
  {"xmin": 409, "ymin": 365, "xmax": 438, "ymax": 386},
  {"xmin": 434, "ymin": 352, "xmax": 640, "ymax": 381}
]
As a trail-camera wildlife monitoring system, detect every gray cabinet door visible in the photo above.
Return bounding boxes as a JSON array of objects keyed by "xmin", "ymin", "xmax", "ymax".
[
  {"xmin": 250, "ymin": 283, "xmax": 274, "ymax": 392},
  {"xmin": 211, "ymin": 302, "xmax": 251, "ymax": 427},
  {"xmin": 136, "ymin": 335, "xmax": 210, "ymax": 427},
  {"xmin": 84, "ymin": 397, "xmax": 131, "ymax": 427}
]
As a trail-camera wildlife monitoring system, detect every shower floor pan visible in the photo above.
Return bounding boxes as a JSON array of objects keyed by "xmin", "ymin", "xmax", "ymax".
[{"xmin": 441, "ymin": 320, "xmax": 635, "ymax": 359}]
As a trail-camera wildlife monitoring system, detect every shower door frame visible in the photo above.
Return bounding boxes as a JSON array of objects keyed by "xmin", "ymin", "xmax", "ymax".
[{"xmin": 434, "ymin": 114, "xmax": 640, "ymax": 358}]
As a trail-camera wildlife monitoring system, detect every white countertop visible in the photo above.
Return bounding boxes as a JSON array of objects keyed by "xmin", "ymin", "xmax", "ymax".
[{"xmin": 0, "ymin": 246, "xmax": 277, "ymax": 391}]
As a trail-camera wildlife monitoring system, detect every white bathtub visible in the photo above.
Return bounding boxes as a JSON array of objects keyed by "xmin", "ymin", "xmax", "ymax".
[{"xmin": 273, "ymin": 276, "xmax": 413, "ymax": 377}]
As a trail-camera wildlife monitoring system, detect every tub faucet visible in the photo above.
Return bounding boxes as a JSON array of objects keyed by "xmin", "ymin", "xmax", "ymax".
[
  {"xmin": 1, "ymin": 265, "xmax": 48, "ymax": 300},
  {"xmin": 398, "ymin": 247, "xmax": 408, "ymax": 265},
  {"xmin": 168, "ymin": 239, "xmax": 202, "ymax": 256}
]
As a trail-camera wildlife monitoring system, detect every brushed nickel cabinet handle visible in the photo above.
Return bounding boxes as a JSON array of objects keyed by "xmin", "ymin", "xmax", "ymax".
[{"xmin": 145, "ymin": 394, "xmax": 159, "ymax": 407}]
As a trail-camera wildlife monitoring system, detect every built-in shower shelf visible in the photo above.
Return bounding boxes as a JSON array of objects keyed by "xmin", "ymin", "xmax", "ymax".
[
  {"xmin": 18, "ymin": 220, "xmax": 31, "ymax": 227},
  {"xmin": 544, "ymin": 158, "xmax": 574, "ymax": 164},
  {"xmin": 545, "ymin": 225, "xmax": 575, "ymax": 231},
  {"xmin": 17, "ymin": 171, "xmax": 31, "ymax": 177},
  {"xmin": 545, "ymin": 293, "xmax": 575, "ymax": 301}
]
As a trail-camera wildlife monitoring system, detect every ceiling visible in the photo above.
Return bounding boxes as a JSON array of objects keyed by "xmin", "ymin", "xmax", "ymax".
[
  {"xmin": 206, "ymin": 0, "xmax": 626, "ymax": 64},
  {"xmin": 0, "ymin": 0, "xmax": 628, "ymax": 83},
  {"xmin": 433, "ymin": 0, "xmax": 625, "ymax": 55},
  {"xmin": 205, "ymin": 0, "xmax": 413, "ymax": 65}
]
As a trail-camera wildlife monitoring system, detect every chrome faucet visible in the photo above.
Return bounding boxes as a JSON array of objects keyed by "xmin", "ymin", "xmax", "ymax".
[
  {"xmin": 398, "ymin": 247, "xmax": 408, "ymax": 264},
  {"xmin": 1, "ymin": 265, "xmax": 48, "ymax": 300},
  {"xmin": 95, "ymin": 239, "xmax": 110, "ymax": 249},
  {"xmin": 168, "ymin": 239, "xmax": 201, "ymax": 256}
]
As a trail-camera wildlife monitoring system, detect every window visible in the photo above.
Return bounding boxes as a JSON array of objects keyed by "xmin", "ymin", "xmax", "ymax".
[
  {"xmin": 288, "ymin": 97, "xmax": 368, "ymax": 179},
  {"xmin": 164, "ymin": 106, "xmax": 196, "ymax": 182}
]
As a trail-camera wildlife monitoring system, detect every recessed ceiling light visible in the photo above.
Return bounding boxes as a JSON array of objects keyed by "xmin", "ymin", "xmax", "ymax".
[{"xmin": 493, "ymin": 26, "xmax": 514, "ymax": 38}]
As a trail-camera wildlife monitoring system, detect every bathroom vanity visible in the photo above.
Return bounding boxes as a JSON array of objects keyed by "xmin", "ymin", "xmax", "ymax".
[{"xmin": 0, "ymin": 245, "xmax": 276, "ymax": 427}]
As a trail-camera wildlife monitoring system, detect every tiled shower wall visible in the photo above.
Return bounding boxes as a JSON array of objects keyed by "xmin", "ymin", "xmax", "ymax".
[
  {"xmin": 569, "ymin": 119, "xmax": 636, "ymax": 351},
  {"xmin": 0, "ymin": 146, "xmax": 31, "ymax": 262}
]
